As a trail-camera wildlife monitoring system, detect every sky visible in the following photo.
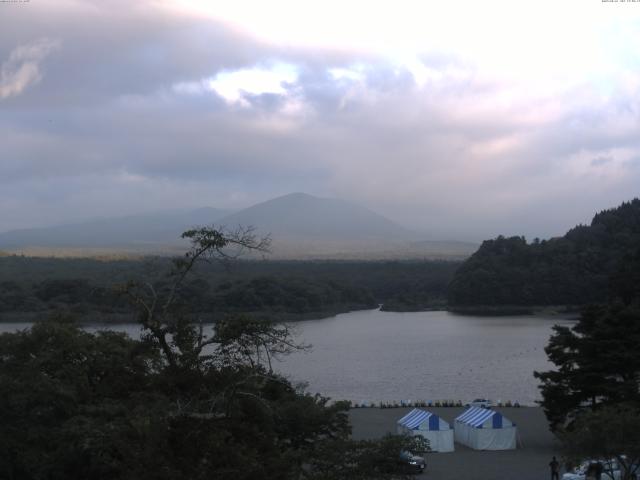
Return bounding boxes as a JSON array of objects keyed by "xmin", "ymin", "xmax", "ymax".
[{"xmin": 1, "ymin": 0, "xmax": 639, "ymax": 241}]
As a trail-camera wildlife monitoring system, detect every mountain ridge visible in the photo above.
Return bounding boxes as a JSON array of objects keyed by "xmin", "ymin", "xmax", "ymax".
[
  {"xmin": 217, "ymin": 192, "xmax": 416, "ymax": 241},
  {"xmin": 0, "ymin": 207, "xmax": 232, "ymax": 249},
  {"xmin": 0, "ymin": 193, "xmax": 477, "ymax": 259}
]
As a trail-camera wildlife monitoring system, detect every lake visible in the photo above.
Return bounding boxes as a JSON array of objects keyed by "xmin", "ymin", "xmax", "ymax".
[
  {"xmin": 0, "ymin": 308, "xmax": 573, "ymax": 405},
  {"xmin": 277, "ymin": 309, "xmax": 574, "ymax": 405}
]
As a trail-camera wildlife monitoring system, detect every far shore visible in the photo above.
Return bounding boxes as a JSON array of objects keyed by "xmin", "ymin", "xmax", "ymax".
[
  {"xmin": 0, "ymin": 305, "xmax": 378, "ymax": 324},
  {"xmin": 448, "ymin": 304, "xmax": 581, "ymax": 318},
  {"xmin": 0, "ymin": 303, "xmax": 582, "ymax": 324}
]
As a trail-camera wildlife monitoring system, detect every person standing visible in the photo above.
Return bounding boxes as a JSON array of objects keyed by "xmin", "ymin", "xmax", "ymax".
[
  {"xmin": 549, "ymin": 456, "xmax": 560, "ymax": 480},
  {"xmin": 595, "ymin": 461, "xmax": 603, "ymax": 480}
]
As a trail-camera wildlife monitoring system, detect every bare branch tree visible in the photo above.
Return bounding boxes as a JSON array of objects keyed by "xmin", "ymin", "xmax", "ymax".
[{"xmin": 120, "ymin": 225, "xmax": 271, "ymax": 369}]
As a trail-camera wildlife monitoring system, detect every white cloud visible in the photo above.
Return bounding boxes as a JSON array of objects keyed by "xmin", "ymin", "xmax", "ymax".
[
  {"xmin": 207, "ymin": 62, "xmax": 298, "ymax": 104},
  {"xmin": 0, "ymin": 38, "xmax": 60, "ymax": 100},
  {"xmin": 328, "ymin": 66, "xmax": 365, "ymax": 83}
]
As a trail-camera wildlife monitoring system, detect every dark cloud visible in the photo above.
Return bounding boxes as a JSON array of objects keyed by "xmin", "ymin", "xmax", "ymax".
[{"xmin": 0, "ymin": 1, "xmax": 271, "ymax": 107}]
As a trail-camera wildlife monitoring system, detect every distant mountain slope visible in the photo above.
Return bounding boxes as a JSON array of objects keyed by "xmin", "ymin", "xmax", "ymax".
[
  {"xmin": 448, "ymin": 198, "xmax": 640, "ymax": 307},
  {"xmin": 0, "ymin": 207, "xmax": 231, "ymax": 250},
  {"xmin": 0, "ymin": 193, "xmax": 477, "ymax": 259},
  {"xmin": 218, "ymin": 192, "xmax": 415, "ymax": 241},
  {"xmin": 215, "ymin": 193, "xmax": 460, "ymax": 259}
]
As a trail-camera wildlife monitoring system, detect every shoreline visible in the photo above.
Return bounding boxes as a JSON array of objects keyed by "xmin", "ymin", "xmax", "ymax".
[
  {"xmin": 0, "ymin": 303, "xmax": 581, "ymax": 325},
  {"xmin": 447, "ymin": 304, "xmax": 581, "ymax": 318},
  {"xmin": 0, "ymin": 305, "xmax": 379, "ymax": 325}
]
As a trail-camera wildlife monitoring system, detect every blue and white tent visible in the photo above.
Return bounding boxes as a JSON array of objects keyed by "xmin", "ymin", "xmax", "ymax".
[
  {"xmin": 396, "ymin": 408, "xmax": 454, "ymax": 452},
  {"xmin": 454, "ymin": 407, "xmax": 516, "ymax": 450}
]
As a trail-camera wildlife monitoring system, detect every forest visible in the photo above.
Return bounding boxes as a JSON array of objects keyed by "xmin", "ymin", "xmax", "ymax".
[
  {"xmin": 0, "ymin": 256, "xmax": 459, "ymax": 323},
  {"xmin": 448, "ymin": 199, "xmax": 640, "ymax": 310}
]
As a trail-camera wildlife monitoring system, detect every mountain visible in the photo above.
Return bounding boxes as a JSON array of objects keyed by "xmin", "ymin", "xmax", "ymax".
[
  {"xmin": 218, "ymin": 192, "xmax": 414, "ymax": 241},
  {"xmin": 448, "ymin": 198, "xmax": 640, "ymax": 309},
  {"xmin": 0, "ymin": 207, "xmax": 231, "ymax": 252},
  {"xmin": 215, "ymin": 193, "xmax": 479, "ymax": 259},
  {"xmin": 0, "ymin": 193, "xmax": 477, "ymax": 259}
]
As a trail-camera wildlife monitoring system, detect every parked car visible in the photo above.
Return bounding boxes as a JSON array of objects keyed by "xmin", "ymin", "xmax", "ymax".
[
  {"xmin": 467, "ymin": 398, "xmax": 493, "ymax": 408},
  {"xmin": 398, "ymin": 450, "xmax": 426, "ymax": 474}
]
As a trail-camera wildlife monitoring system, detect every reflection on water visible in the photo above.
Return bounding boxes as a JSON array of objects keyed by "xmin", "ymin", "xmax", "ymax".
[{"xmin": 0, "ymin": 309, "xmax": 573, "ymax": 405}]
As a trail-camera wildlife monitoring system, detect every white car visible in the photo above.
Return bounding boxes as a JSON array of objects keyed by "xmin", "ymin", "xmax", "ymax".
[
  {"xmin": 467, "ymin": 398, "xmax": 493, "ymax": 408},
  {"xmin": 562, "ymin": 459, "xmax": 622, "ymax": 480}
]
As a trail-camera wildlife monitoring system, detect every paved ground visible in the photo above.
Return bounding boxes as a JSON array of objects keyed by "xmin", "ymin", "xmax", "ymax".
[{"xmin": 349, "ymin": 407, "xmax": 563, "ymax": 480}]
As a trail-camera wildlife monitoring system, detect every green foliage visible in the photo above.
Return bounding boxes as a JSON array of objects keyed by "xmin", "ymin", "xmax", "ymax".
[
  {"xmin": 610, "ymin": 248, "xmax": 640, "ymax": 307},
  {"xmin": 0, "ymin": 227, "xmax": 422, "ymax": 479},
  {"xmin": 534, "ymin": 303, "xmax": 640, "ymax": 430},
  {"xmin": 0, "ymin": 318, "xmax": 161, "ymax": 479},
  {"xmin": 0, "ymin": 318, "xmax": 426, "ymax": 479},
  {"xmin": 0, "ymin": 257, "xmax": 459, "ymax": 320},
  {"xmin": 304, "ymin": 434, "xmax": 429, "ymax": 480},
  {"xmin": 559, "ymin": 404, "xmax": 640, "ymax": 480},
  {"xmin": 210, "ymin": 275, "xmax": 377, "ymax": 315},
  {"xmin": 449, "ymin": 199, "xmax": 640, "ymax": 307},
  {"xmin": 535, "ymin": 226, "xmax": 640, "ymax": 477}
]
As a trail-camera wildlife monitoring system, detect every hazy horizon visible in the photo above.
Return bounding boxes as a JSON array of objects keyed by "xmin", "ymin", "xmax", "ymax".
[
  {"xmin": 0, "ymin": 190, "xmax": 629, "ymax": 244},
  {"xmin": 2, "ymin": 1, "xmax": 639, "ymax": 242}
]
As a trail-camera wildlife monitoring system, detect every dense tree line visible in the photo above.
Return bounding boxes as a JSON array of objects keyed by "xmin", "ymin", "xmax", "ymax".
[
  {"xmin": 0, "ymin": 257, "xmax": 460, "ymax": 321},
  {"xmin": 448, "ymin": 199, "xmax": 640, "ymax": 308}
]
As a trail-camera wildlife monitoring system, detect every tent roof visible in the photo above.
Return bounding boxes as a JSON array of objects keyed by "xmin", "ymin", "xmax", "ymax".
[
  {"xmin": 455, "ymin": 407, "xmax": 505, "ymax": 428},
  {"xmin": 397, "ymin": 408, "xmax": 438, "ymax": 430}
]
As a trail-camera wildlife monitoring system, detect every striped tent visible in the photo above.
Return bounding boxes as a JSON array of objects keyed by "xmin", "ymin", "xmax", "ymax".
[
  {"xmin": 396, "ymin": 408, "xmax": 454, "ymax": 452},
  {"xmin": 454, "ymin": 407, "xmax": 516, "ymax": 450}
]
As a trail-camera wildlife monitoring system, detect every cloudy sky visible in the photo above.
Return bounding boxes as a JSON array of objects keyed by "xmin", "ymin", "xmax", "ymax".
[{"xmin": 1, "ymin": 0, "xmax": 639, "ymax": 240}]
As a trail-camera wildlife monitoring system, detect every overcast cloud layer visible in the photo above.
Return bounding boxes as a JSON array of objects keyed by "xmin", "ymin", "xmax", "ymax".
[{"xmin": 1, "ymin": 0, "xmax": 639, "ymax": 240}]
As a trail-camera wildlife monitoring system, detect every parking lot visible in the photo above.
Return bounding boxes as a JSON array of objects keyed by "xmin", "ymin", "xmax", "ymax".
[{"xmin": 349, "ymin": 407, "xmax": 562, "ymax": 480}]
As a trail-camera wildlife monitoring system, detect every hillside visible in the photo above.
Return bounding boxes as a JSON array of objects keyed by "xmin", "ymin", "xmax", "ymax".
[
  {"xmin": 0, "ymin": 208, "xmax": 231, "ymax": 252},
  {"xmin": 0, "ymin": 193, "xmax": 477, "ymax": 260},
  {"xmin": 447, "ymin": 198, "xmax": 640, "ymax": 309},
  {"xmin": 218, "ymin": 192, "xmax": 414, "ymax": 241},
  {"xmin": 216, "ymin": 192, "xmax": 412, "ymax": 258},
  {"xmin": 216, "ymin": 193, "xmax": 476, "ymax": 259}
]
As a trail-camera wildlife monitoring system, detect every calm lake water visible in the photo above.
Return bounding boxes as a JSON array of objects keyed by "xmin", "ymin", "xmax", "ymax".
[{"xmin": 0, "ymin": 309, "xmax": 574, "ymax": 405}]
